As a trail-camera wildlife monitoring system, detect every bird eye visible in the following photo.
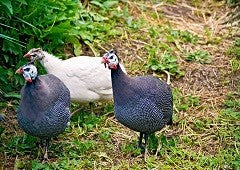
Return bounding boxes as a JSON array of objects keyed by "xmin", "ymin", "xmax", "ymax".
[
  {"xmin": 109, "ymin": 55, "xmax": 113, "ymax": 59},
  {"xmin": 24, "ymin": 68, "xmax": 30, "ymax": 72}
]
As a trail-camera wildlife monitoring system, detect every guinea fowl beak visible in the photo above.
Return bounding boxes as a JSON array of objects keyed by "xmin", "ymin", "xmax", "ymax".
[
  {"xmin": 101, "ymin": 56, "xmax": 108, "ymax": 68},
  {"xmin": 23, "ymin": 53, "xmax": 31, "ymax": 58},
  {"xmin": 15, "ymin": 68, "xmax": 23, "ymax": 74}
]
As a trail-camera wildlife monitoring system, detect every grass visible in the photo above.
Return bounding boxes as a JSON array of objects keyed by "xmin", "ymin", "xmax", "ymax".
[{"xmin": 1, "ymin": 0, "xmax": 240, "ymax": 169}]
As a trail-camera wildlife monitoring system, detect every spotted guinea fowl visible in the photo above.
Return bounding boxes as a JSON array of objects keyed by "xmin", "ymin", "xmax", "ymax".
[
  {"xmin": 101, "ymin": 49, "xmax": 173, "ymax": 160},
  {"xmin": 16, "ymin": 63, "xmax": 70, "ymax": 161},
  {"xmin": 23, "ymin": 48, "xmax": 126, "ymax": 104}
]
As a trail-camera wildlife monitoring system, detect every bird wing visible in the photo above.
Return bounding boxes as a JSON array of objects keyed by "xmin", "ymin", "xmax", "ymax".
[
  {"xmin": 131, "ymin": 76, "xmax": 173, "ymax": 117},
  {"xmin": 63, "ymin": 56, "xmax": 113, "ymax": 96}
]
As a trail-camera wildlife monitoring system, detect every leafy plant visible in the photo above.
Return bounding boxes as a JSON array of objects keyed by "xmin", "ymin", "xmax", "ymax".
[
  {"xmin": 226, "ymin": 0, "xmax": 240, "ymax": 5},
  {"xmin": 147, "ymin": 52, "xmax": 185, "ymax": 77},
  {"xmin": 186, "ymin": 50, "xmax": 212, "ymax": 64},
  {"xmin": 227, "ymin": 38, "xmax": 240, "ymax": 59},
  {"xmin": 72, "ymin": 140, "xmax": 96, "ymax": 154},
  {"xmin": 224, "ymin": 92, "xmax": 240, "ymax": 112},
  {"xmin": 166, "ymin": 28, "xmax": 199, "ymax": 44},
  {"xmin": 5, "ymin": 134, "xmax": 37, "ymax": 155},
  {"xmin": 120, "ymin": 142, "xmax": 141, "ymax": 157},
  {"xmin": 230, "ymin": 57, "xmax": 240, "ymax": 72},
  {"xmin": 173, "ymin": 88, "xmax": 200, "ymax": 111},
  {"xmin": 0, "ymin": 0, "xmax": 126, "ymax": 104},
  {"xmin": 32, "ymin": 160, "xmax": 51, "ymax": 170},
  {"xmin": 215, "ymin": 90, "xmax": 240, "ymax": 169}
]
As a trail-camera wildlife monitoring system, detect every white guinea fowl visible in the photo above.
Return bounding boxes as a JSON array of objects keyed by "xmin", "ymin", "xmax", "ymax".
[{"xmin": 24, "ymin": 48, "xmax": 126, "ymax": 103}]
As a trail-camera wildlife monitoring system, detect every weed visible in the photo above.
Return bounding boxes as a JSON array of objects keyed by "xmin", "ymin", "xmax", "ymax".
[
  {"xmin": 227, "ymin": 38, "xmax": 240, "ymax": 59},
  {"xmin": 226, "ymin": 0, "xmax": 240, "ymax": 5},
  {"xmin": 186, "ymin": 50, "xmax": 212, "ymax": 64},
  {"xmin": 173, "ymin": 88, "xmax": 200, "ymax": 111},
  {"xmin": 120, "ymin": 142, "xmax": 141, "ymax": 157},
  {"xmin": 230, "ymin": 57, "xmax": 240, "ymax": 72},
  {"xmin": 5, "ymin": 135, "xmax": 37, "ymax": 156},
  {"xmin": 99, "ymin": 130, "xmax": 112, "ymax": 142},
  {"xmin": 147, "ymin": 52, "xmax": 185, "ymax": 77},
  {"xmin": 204, "ymin": 27, "xmax": 222, "ymax": 44},
  {"xmin": 224, "ymin": 92, "xmax": 240, "ymax": 112},
  {"xmin": 32, "ymin": 160, "xmax": 51, "ymax": 170},
  {"xmin": 166, "ymin": 28, "xmax": 199, "ymax": 44}
]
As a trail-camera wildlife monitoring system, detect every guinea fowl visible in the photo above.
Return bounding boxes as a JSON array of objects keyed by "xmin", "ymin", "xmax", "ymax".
[
  {"xmin": 23, "ymin": 48, "xmax": 126, "ymax": 105},
  {"xmin": 16, "ymin": 63, "xmax": 70, "ymax": 161},
  {"xmin": 101, "ymin": 49, "xmax": 173, "ymax": 160}
]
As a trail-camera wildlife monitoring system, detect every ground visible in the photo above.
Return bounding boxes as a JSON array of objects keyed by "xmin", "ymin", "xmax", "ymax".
[{"xmin": 0, "ymin": 0, "xmax": 240, "ymax": 169}]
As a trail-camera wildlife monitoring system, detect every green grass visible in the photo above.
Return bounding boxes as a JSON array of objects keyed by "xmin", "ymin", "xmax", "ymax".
[
  {"xmin": 1, "ymin": 0, "xmax": 240, "ymax": 169},
  {"xmin": 228, "ymin": 38, "xmax": 240, "ymax": 72},
  {"xmin": 1, "ymin": 89, "xmax": 239, "ymax": 169},
  {"xmin": 227, "ymin": 38, "xmax": 240, "ymax": 59}
]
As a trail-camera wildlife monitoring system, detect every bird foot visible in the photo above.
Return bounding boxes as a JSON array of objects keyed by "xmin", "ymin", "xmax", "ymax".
[
  {"xmin": 36, "ymin": 140, "xmax": 44, "ymax": 158},
  {"xmin": 42, "ymin": 157, "xmax": 49, "ymax": 164},
  {"xmin": 42, "ymin": 153, "xmax": 49, "ymax": 163},
  {"xmin": 89, "ymin": 102, "xmax": 95, "ymax": 115},
  {"xmin": 137, "ymin": 143, "xmax": 145, "ymax": 153},
  {"xmin": 144, "ymin": 147, "xmax": 148, "ymax": 162},
  {"xmin": 155, "ymin": 143, "xmax": 162, "ymax": 158}
]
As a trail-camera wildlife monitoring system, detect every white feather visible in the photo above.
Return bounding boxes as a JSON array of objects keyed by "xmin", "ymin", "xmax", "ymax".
[{"xmin": 39, "ymin": 51, "xmax": 126, "ymax": 103}]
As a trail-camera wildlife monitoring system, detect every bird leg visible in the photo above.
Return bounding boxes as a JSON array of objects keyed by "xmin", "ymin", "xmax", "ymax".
[
  {"xmin": 138, "ymin": 132, "xmax": 144, "ymax": 150},
  {"xmin": 37, "ymin": 139, "xmax": 44, "ymax": 158},
  {"xmin": 37, "ymin": 139, "xmax": 44, "ymax": 149},
  {"xmin": 155, "ymin": 140, "xmax": 162, "ymax": 158},
  {"xmin": 42, "ymin": 139, "xmax": 50, "ymax": 163},
  {"xmin": 40, "ymin": 139, "xmax": 44, "ymax": 148},
  {"xmin": 89, "ymin": 102, "xmax": 95, "ymax": 114},
  {"xmin": 144, "ymin": 133, "xmax": 149, "ymax": 162}
]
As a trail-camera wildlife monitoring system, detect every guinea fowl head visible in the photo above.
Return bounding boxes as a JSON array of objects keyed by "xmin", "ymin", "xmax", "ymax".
[
  {"xmin": 101, "ymin": 49, "xmax": 119, "ymax": 70},
  {"xmin": 24, "ymin": 48, "xmax": 44, "ymax": 61},
  {"xmin": 16, "ymin": 62, "xmax": 38, "ymax": 83}
]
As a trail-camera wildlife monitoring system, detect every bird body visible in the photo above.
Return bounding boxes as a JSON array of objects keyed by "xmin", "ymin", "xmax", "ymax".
[
  {"xmin": 16, "ymin": 63, "xmax": 70, "ymax": 160},
  {"xmin": 17, "ymin": 74, "xmax": 70, "ymax": 139},
  {"xmin": 24, "ymin": 49, "xmax": 126, "ymax": 103},
  {"xmin": 101, "ymin": 49, "xmax": 173, "ymax": 160},
  {"xmin": 111, "ymin": 65, "xmax": 173, "ymax": 134}
]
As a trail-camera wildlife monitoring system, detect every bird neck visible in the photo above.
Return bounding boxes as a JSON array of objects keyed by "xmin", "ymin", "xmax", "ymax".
[
  {"xmin": 111, "ymin": 64, "xmax": 128, "ymax": 82},
  {"xmin": 111, "ymin": 64, "xmax": 131, "ymax": 104},
  {"xmin": 24, "ymin": 76, "xmax": 51, "ymax": 101},
  {"xmin": 25, "ymin": 76, "xmax": 40, "ymax": 88},
  {"xmin": 40, "ymin": 51, "xmax": 62, "ymax": 72},
  {"xmin": 22, "ymin": 76, "xmax": 51, "ymax": 118}
]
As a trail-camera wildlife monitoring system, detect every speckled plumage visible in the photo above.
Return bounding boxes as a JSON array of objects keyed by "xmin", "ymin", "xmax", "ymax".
[
  {"xmin": 111, "ymin": 65, "xmax": 173, "ymax": 134},
  {"xmin": 17, "ymin": 74, "xmax": 70, "ymax": 139},
  {"xmin": 102, "ymin": 49, "xmax": 173, "ymax": 160}
]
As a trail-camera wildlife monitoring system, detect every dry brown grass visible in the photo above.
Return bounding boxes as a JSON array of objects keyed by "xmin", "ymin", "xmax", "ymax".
[{"xmin": 1, "ymin": 0, "xmax": 240, "ymax": 169}]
